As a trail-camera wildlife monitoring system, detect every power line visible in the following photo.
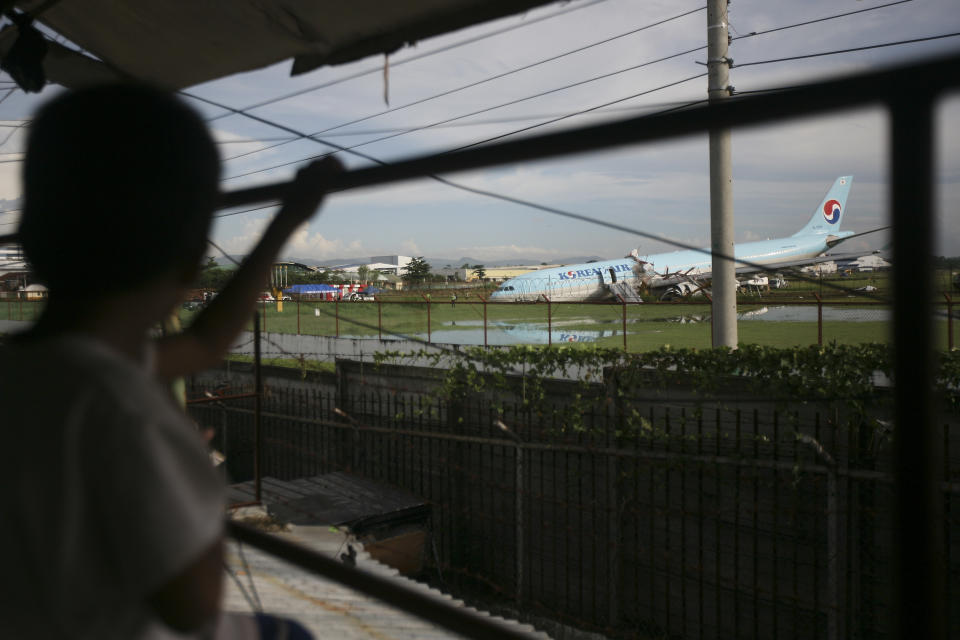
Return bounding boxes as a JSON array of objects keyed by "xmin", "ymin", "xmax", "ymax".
[
  {"xmin": 216, "ymin": 45, "xmax": 709, "ymax": 182},
  {"xmin": 219, "ymin": 44, "xmax": 706, "ymax": 170},
  {"xmin": 202, "ymin": 0, "xmax": 614, "ymax": 123},
  {"xmin": 222, "ymin": 6, "xmax": 708, "ymax": 163},
  {"xmin": 214, "ymin": 0, "xmax": 915, "ymax": 167},
  {"xmin": 217, "ymin": 78, "xmax": 705, "ymax": 184},
  {"xmin": 735, "ymin": 32, "xmax": 960, "ymax": 68},
  {"xmin": 281, "ymin": 100, "xmax": 708, "ymax": 138},
  {"xmin": 445, "ymin": 82, "xmax": 705, "ymax": 153},
  {"xmin": 214, "ymin": 203, "xmax": 281, "ymax": 219},
  {"xmin": 306, "ymin": 0, "xmax": 912, "ymax": 142},
  {"xmin": 731, "ymin": 0, "xmax": 914, "ymax": 42}
]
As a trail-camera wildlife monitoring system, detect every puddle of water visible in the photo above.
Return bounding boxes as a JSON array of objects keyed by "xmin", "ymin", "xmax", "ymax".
[{"xmin": 340, "ymin": 306, "xmax": 888, "ymax": 345}]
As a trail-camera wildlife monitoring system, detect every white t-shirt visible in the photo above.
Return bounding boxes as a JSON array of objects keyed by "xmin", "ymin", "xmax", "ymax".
[{"xmin": 0, "ymin": 335, "xmax": 225, "ymax": 639}]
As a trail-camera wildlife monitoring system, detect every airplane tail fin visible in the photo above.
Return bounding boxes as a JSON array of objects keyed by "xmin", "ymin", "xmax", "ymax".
[{"xmin": 791, "ymin": 176, "xmax": 853, "ymax": 237}]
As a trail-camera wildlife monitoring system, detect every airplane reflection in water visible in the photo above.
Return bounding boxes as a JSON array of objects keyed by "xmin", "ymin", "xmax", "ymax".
[
  {"xmin": 491, "ymin": 176, "xmax": 856, "ymax": 303},
  {"xmin": 364, "ymin": 306, "xmax": 885, "ymax": 347}
]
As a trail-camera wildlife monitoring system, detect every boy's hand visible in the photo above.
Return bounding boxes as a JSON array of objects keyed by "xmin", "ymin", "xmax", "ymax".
[{"xmin": 276, "ymin": 156, "xmax": 343, "ymax": 228}]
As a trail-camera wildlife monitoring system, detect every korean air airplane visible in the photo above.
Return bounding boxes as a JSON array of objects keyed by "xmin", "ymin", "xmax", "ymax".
[{"xmin": 490, "ymin": 176, "xmax": 856, "ymax": 302}]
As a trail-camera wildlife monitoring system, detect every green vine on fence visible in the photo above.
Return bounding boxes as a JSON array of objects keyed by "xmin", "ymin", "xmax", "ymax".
[{"xmin": 375, "ymin": 343, "xmax": 960, "ymax": 439}]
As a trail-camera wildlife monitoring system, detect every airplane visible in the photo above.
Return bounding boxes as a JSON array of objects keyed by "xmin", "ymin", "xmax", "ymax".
[{"xmin": 489, "ymin": 176, "xmax": 858, "ymax": 302}]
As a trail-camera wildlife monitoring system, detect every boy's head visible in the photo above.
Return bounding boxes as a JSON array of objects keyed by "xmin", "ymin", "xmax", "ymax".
[{"xmin": 20, "ymin": 83, "xmax": 220, "ymax": 297}]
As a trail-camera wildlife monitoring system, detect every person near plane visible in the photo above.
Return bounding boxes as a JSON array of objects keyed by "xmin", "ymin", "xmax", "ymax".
[{"xmin": 0, "ymin": 83, "xmax": 340, "ymax": 639}]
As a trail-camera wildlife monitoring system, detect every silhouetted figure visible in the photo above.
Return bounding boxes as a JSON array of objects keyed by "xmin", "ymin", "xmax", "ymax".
[{"xmin": 0, "ymin": 83, "xmax": 338, "ymax": 639}]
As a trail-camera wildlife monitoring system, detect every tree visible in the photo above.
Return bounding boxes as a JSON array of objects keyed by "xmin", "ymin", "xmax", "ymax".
[
  {"xmin": 357, "ymin": 265, "xmax": 371, "ymax": 284},
  {"xmin": 402, "ymin": 256, "xmax": 432, "ymax": 284},
  {"xmin": 196, "ymin": 267, "xmax": 235, "ymax": 290},
  {"xmin": 472, "ymin": 264, "xmax": 486, "ymax": 281}
]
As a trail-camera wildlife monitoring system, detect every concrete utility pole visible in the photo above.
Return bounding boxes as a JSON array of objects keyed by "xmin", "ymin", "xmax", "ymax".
[{"xmin": 707, "ymin": 0, "xmax": 737, "ymax": 348}]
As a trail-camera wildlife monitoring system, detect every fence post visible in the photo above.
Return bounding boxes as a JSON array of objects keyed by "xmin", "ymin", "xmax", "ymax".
[
  {"xmin": 616, "ymin": 294, "xmax": 627, "ymax": 351},
  {"xmin": 335, "ymin": 296, "xmax": 340, "ymax": 337},
  {"xmin": 253, "ymin": 309, "xmax": 262, "ymax": 503},
  {"xmin": 296, "ymin": 298, "xmax": 300, "ymax": 335},
  {"xmin": 377, "ymin": 297, "xmax": 383, "ymax": 341},
  {"xmin": 815, "ymin": 292, "xmax": 823, "ymax": 346},
  {"xmin": 421, "ymin": 293, "xmax": 432, "ymax": 343},
  {"xmin": 476, "ymin": 294, "xmax": 488, "ymax": 347},
  {"xmin": 546, "ymin": 296, "xmax": 552, "ymax": 347},
  {"xmin": 945, "ymin": 293, "xmax": 953, "ymax": 350}
]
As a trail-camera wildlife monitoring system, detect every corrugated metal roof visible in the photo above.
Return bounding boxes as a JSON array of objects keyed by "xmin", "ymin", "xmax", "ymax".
[{"xmin": 3, "ymin": 0, "xmax": 556, "ymax": 89}]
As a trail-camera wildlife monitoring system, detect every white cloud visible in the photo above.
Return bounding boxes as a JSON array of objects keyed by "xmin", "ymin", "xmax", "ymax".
[
  {"xmin": 216, "ymin": 218, "xmax": 365, "ymax": 260},
  {"xmin": 452, "ymin": 243, "xmax": 555, "ymax": 261}
]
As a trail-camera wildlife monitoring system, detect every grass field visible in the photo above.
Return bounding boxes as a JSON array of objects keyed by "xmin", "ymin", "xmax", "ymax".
[
  {"xmin": 175, "ymin": 296, "xmax": 925, "ymax": 352},
  {"xmin": 5, "ymin": 270, "xmax": 951, "ymax": 352}
]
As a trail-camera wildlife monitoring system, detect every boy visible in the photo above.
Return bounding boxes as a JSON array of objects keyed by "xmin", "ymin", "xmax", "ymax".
[{"xmin": 0, "ymin": 84, "xmax": 339, "ymax": 638}]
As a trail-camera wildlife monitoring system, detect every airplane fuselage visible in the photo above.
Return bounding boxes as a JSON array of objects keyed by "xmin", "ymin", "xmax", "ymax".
[{"xmin": 490, "ymin": 232, "xmax": 852, "ymax": 302}]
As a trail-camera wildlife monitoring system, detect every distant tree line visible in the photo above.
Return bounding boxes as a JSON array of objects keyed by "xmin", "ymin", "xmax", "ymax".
[{"xmin": 195, "ymin": 258, "xmax": 352, "ymax": 290}]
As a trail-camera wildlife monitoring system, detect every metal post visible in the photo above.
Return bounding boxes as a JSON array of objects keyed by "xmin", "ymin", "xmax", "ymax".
[
  {"xmin": 422, "ymin": 293, "xmax": 432, "ymax": 343},
  {"xmin": 815, "ymin": 292, "xmax": 823, "ymax": 346},
  {"xmin": 253, "ymin": 309, "xmax": 262, "ymax": 504},
  {"xmin": 378, "ymin": 299, "xmax": 383, "ymax": 341},
  {"xmin": 296, "ymin": 298, "xmax": 300, "ymax": 335},
  {"xmin": 547, "ymin": 297, "xmax": 552, "ymax": 347},
  {"xmin": 482, "ymin": 296, "xmax": 488, "ymax": 347},
  {"xmin": 618, "ymin": 295, "xmax": 627, "ymax": 351},
  {"xmin": 515, "ymin": 443, "xmax": 523, "ymax": 606},
  {"xmin": 707, "ymin": 0, "xmax": 737, "ymax": 348},
  {"xmin": 945, "ymin": 293, "xmax": 953, "ymax": 351},
  {"xmin": 889, "ymin": 91, "xmax": 944, "ymax": 638},
  {"xmin": 335, "ymin": 296, "xmax": 340, "ymax": 337}
]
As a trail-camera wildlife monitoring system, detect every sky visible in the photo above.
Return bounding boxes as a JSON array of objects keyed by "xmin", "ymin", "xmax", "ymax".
[{"xmin": 0, "ymin": 0, "xmax": 958, "ymax": 264}]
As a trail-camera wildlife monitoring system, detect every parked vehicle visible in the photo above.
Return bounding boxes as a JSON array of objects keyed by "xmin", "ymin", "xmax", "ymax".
[{"xmin": 350, "ymin": 286, "xmax": 382, "ymax": 301}]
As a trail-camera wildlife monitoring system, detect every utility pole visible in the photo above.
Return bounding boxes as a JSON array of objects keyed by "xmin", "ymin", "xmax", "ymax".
[{"xmin": 707, "ymin": 0, "xmax": 737, "ymax": 348}]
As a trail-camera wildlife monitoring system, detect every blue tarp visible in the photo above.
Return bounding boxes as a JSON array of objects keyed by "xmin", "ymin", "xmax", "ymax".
[{"xmin": 284, "ymin": 284, "xmax": 337, "ymax": 293}]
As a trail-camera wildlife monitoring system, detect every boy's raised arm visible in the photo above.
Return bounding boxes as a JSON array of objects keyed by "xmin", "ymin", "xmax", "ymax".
[{"xmin": 155, "ymin": 157, "xmax": 342, "ymax": 379}]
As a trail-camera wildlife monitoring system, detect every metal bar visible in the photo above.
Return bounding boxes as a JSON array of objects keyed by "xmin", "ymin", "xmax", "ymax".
[
  {"xmin": 615, "ymin": 293, "xmax": 627, "ymax": 351},
  {"xmin": 185, "ymin": 392, "xmax": 259, "ymax": 405},
  {"xmin": 945, "ymin": 293, "xmax": 953, "ymax": 351},
  {"xmin": 226, "ymin": 520, "xmax": 541, "ymax": 640},
  {"xmin": 296, "ymin": 298, "xmax": 300, "ymax": 335},
  {"xmin": 476, "ymin": 294, "xmax": 488, "ymax": 347},
  {"xmin": 421, "ymin": 293, "xmax": 431, "ymax": 343},
  {"xmin": 378, "ymin": 298, "xmax": 382, "ymax": 341},
  {"xmin": 218, "ymin": 55, "xmax": 960, "ymax": 210},
  {"xmin": 335, "ymin": 297, "xmax": 340, "ymax": 337},
  {"xmin": 546, "ymin": 297, "xmax": 552, "ymax": 347},
  {"xmin": 889, "ymin": 91, "xmax": 944, "ymax": 638},
  {"xmin": 815, "ymin": 292, "xmax": 823, "ymax": 346},
  {"xmin": 253, "ymin": 309, "xmax": 262, "ymax": 504}
]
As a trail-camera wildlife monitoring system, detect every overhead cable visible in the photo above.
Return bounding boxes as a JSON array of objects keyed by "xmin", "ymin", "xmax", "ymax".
[
  {"xmin": 281, "ymin": 100, "xmax": 709, "ymax": 138},
  {"xmin": 216, "ymin": 45, "xmax": 708, "ymax": 181},
  {"xmin": 731, "ymin": 0, "xmax": 914, "ymax": 42},
  {"xmin": 222, "ymin": 44, "xmax": 707, "ymax": 169},
  {"xmin": 735, "ymin": 32, "xmax": 960, "ymax": 68},
  {"xmin": 203, "ymin": 0, "xmax": 613, "ymax": 122},
  {"xmin": 217, "ymin": 75, "xmax": 705, "ymax": 183},
  {"xmin": 216, "ymin": 0, "xmax": 916, "ymax": 165},
  {"xmin": 222, "ymin": 6, "xmax": 708, "ymax": 162}
]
